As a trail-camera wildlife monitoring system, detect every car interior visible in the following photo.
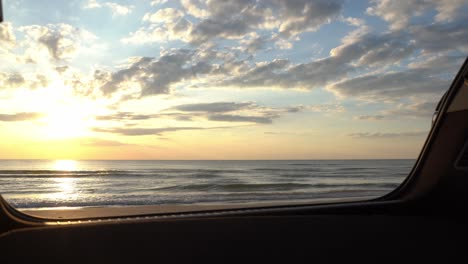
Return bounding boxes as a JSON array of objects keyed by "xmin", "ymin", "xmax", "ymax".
[
  {"xmin": 0, "ymin": 57, "xmax": 466, "ymax": 262},
  {"xmin": 0, "ymin": 1, "xmax": 467, "ymax": 262}
]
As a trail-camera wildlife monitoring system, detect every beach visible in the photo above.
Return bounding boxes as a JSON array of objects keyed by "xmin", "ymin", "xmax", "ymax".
[{"xmin": 0, "ymin": 159, "xmax": 413, "ymax": 213}]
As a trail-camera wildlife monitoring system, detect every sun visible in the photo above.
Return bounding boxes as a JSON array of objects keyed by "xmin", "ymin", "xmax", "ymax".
[
  {"xmin": 40, "ymin": 105, "xmax": 92, "ymax": 139},
  {"xmin": 35, "ymin": 97, "xmax": 102, "ymax": 140},
  {"xmin": 18, "ymin": 80, "xmax": 105, "ymax": 140},
  {"xmin": 53, "ymin": 160, "xmax": 78, "ymax": 171}
]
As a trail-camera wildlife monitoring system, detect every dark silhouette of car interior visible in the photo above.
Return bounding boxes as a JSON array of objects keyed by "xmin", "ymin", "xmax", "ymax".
[{"xmin": 0, "ymin": 3, "xmax": 466, "ymax": 262}]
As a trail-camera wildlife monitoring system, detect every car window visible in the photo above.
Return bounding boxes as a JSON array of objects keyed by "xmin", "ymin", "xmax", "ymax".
[{"xmin": 0, "ymin": 0, "xmax": 466, "ymax": 216}]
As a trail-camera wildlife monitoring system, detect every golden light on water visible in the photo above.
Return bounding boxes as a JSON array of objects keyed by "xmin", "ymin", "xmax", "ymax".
[
  {"xmin": 53, "ymin": 160, "xmax": 78, "ymax": 171},
  {"xmin": 56, "ymin": 177, "xmax": 75, "ymax": 193},
  {"xmin": 49, "ymin": 160, "xmax": 79, "ymax": 201},
  {"xmin": 49, "ymin": 177, "xmax": 78, "ymax": 201}
]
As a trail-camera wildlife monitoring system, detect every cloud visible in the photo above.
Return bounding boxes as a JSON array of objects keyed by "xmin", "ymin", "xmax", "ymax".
[
  {"xmin": 362, "ymin": 1, "xmax": 468, "ymax": 58},
  {"xmin": 98, "ymin": 49, "xmax": 212, "ymax": 97},
  {"xmin": 364, "ymin": 1, "xmax": 468, "ymax": 65},
  {"xmin": 169, "ymin": 101, "xmax": 307, "ymax": 124},
  {"xmin": 122, "ymin": 7, "xmax": 192, "ymax": 44},
  {"xmin": 408, "ymin": 54, "xmax": 466, "ymax": 73},
  {"xmin": 410, "ymin": 21, "xmax": 468, "ymax": 54},
  {"xmin": 323, "ymin": 45, "xmax": 463, "ymax": 102},
  {"xmin": 104, "ymin": 2, "xmax": 134, "ymax": 16},
  {"xmin": 96, "ymin": 17, "xmax": 466, "ymax": 105},
  {"xmin": 367, "ymin": 0, "xmax": 467, "ymax": 30},
  {"xmin": 193, "ymin": 0, "xmax": 344, "ymax": 40},
  {"xmin": 84, "ymin": 0, "xmax": 101, "ymax": 8},
  {"xmin": 343, "ymin": 17, "xmax": 366, "ymax": 27},
  {"xmin": 172, "ymin": 102, "xmax": 254, "ymax": 113},
  {"xmin": 93, "ymin": 126, "xmax": 217, "ymax": 136},
  {"xmin": 0, "ymin": 112, "xmax": 44, "ymax": 122},
  {"xmin": 28, "ymin": 1, "xmax": 465, "ymax": 108},
  {"xmin": 124, "ymin": 0, "xmax": 344, "ymax": 45},
  {"xmin": 143, "ymin": 8, "xmax": 184, "ymax": 23},
  {"xmin": 208, "ymin": 114, "xmax": 273, "ymax": 124},
  {"xmin": 0, "ymin": 72, "xmax": 50, "ymax": 90},
  {"xmin": 348, "ymin": 131, "xmax": 428, "ymax": 138},
  {"xmin": 263, "ymin": 131, "xmax": 312, "ymax": 136},
  {"xmin": 239, "ymin": 34, "xmax": 271, "ymax": 53},
  {"xmin": 274, "ymin": 38, "xmax": 293, "ymax": 50},
  {"xmin": 151, "ymin": 0, "xmax": 168, "ymax": 6},
  {"xmin": 84, "ymin": 0, "xmax": 134, "ymax": 16},
  {"xmin": 95, "ymin": 111, "xmax": 201, "ymax": 122},
  {"xmin": 117, "ymin": 8, "xmax": 465, "ymax": 101},
  {"xmin": 0, "ymin": 22, "xmax": 16, "ymax": 50},
  {"xmin": 216, "ymin": 53, "xmax": 353, "ymax": 90},
  {"xmin": 307, "ymin": 104, "xmax": 344, "ymax": 113},
  {"xmin": 95, "ymin": 112, "xmax": 154, "ymax": 121},
  {"xmin": 121, "ymin": 21, "xmax": 191, "ymax": 44},
  {"xmin": 264, "ymin": 131, "xmax": 294, "ymax": 135},
  {"xmin": 354, "ymin": 99, "xmax": 439, "ymax": 121},
  {"xmin": 217, "ymin": 28, "xmax": 415, "ymax": 91},
  {"xmin": 366, "ymin": 0, "xmax": 432, "ymax": 31},
  {"xmin": 181, "ymin": 0, "xmax": 210, "ymax": 18},
  {"xmin": 273, "ymin": 0, "xmax": 344, "ymax": 37},
  {"xmin": 385, "ymin": 101, "xmax": 438, "ymax": 118},
  {"xmin": 212, "ymin": 17, "xmax": 461, "ymax": 95},
  {"xmin": 433, "ymin": 0, "xmax": 467, "ymax": 22},
  {"xmin": 354, "ymin": 115, "xmax": 385, "ymax": 120},
  {"xmin": 95, "ymin": 101, "xmax": 310, "ymax": 126},
  {"xmin": 0, "ymin": 72, "xmax": 25, "ymax": 88},
  {"xmin": 78, "ymin": 137, "xmax": 130, "ymax": 147},
  {"xmin": 18, "ymin": 23, "xmax": 97, "ymax": 62},
  {"xmin": 327, "ymin": 68, "xmax": 448, "ymax": 101},
  {"xmin": 329, "ymin": 27, "xmax": 416, "ymax": 66},
  {"xmin": 55, "ymin": 66, "xmax": 69, "ymax": 74},
  {"xmin": 95, "ymin": 103, "xmax": 260, "ymax": 123}
]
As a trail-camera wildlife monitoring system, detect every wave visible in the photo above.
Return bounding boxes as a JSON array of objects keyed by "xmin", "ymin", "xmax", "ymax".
[
  {"xmin": 6, "ymin": 189, "xmax": 392, "ymax": 209},
  {"xmin": 0, "ymin": 169, "xmax": 247, "ymax": 178},
  {"xmin": 0, "ymin": 160, "xmax": 410, "ymax": 209}
]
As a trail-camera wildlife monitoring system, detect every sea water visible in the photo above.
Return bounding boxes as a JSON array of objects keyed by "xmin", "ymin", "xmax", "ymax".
[{"xmin": 0, "ymin": 159, "xmax": 414, "ymax": 209}]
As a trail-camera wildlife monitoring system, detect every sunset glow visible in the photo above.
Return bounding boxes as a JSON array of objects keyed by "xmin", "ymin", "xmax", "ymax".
[
  {"xmin": 0, "ymin": 0, "xmax": 466, "ymax": 159},
  {"xmin": 54, "ymin": 160, "xmax": 78, "ymax": 171}
]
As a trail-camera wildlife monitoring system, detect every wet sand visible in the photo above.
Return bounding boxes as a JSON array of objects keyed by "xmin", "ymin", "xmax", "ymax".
[{"xmin": 21, "ymin": 197, "xmax": 371, "ymax": 219}]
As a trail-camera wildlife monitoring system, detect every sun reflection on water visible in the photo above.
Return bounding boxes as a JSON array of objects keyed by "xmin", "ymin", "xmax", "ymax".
[
  {"xmin": 56, "ymin": 177, "xmax": 75, "ymax": 192},
  {"xmin": 53, "ymin": 160, "xmax": 78, "ymax": 171},
  {"xmin": 49, "ymin": 160, "xmax": 79, "ymax": 201},
  {"xmin": 49, "ymin": 177, "xmax": 78, "ymax": 201}
]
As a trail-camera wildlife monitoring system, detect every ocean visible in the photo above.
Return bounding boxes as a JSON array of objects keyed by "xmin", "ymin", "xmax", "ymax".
[{"xmin": 0, "ymin": 159, "xmax": 414, "ymax": 209}]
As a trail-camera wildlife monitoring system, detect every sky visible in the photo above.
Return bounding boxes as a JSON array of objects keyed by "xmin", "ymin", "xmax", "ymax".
[{"xmin": 0, "ymin": 0, "xmax": 467, "ymax": 160}]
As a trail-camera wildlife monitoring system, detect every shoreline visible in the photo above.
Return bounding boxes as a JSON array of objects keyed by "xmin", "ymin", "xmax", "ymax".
[{"xmin": 20, "ymin": 197, "xmax": 373, "ymax": 219}]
